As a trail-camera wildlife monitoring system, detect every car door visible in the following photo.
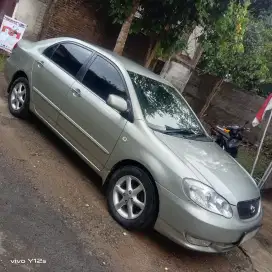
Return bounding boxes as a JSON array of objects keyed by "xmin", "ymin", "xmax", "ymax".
[
  {"xmin": 56, "ymin": 55, "xmax": 128, "ymax": 170},
  {"xmin": 31, "ymin": 42, "xmax": 93, "ymax": 126}
]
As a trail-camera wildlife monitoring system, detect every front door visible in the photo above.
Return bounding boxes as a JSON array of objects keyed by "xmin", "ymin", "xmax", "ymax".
[
  {"xmin": 31, "ymin": 42, "xmax": 93, "ymax": 126},
  {"xmin": 57, "ymin": 55, "xmax": 128, "ymax": 170}
]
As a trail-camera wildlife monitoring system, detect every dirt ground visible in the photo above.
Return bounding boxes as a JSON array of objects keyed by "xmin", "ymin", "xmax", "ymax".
[
  {"xmin": 0, "ymin": 74, "xmax": 270, "ymax": 272},
  {"xmin": 242, "ymin": 191, "xmax": 272, "ymax": 272}
]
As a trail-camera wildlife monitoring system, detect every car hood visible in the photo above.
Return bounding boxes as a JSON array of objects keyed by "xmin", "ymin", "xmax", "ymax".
[{"xmin": 154, "ymin": 132, "xmax": 260, "ymax": 205}]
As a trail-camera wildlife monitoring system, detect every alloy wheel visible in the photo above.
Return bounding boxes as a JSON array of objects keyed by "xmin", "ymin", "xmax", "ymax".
[
  {"xmin": 112, "ymin": 175, "xmax": 146, "ymax": 220},
  {"xmin": 10, "ymin": 82, "xmax": 26, "ymax": 111}
]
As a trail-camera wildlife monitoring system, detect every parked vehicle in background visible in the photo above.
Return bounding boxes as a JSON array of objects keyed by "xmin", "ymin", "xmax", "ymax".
[
  {"xmin": 210, "ymin": 122, "xmax": 249, "ymax": 158},
  {"xmin": 4, "ymin": 37, "xmax": 262, "ymax": 253}
]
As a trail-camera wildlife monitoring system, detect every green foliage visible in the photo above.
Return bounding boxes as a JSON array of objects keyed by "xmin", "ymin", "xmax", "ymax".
[
  {"xmin": 105, "ymin": 0, "xmax": 218, "ymax": 59},
  {"xmin": 101, "ymin": 0, "xmax": 272, "ymax": 69},
  {"xmin": 199, "ymin": 0, "xmax": 272, "ymax": 90},
  {"xmin": 236, "ymin": 16, "xmax": 272, "ymax": 89},
  {"xmin": 133, "ymin": 0, "xmax": 200, "ymax": 57},
  {"xmin": 154, "ymin": 31, "xmax": 189, "ymax": 59},
  {"xmin": 249, "ymin": 0, "xmax": 272, "ymax": 18},
  {"xmin": 108, "ymin": 0, "xmax": 140, "ymax": 25},
  {"xmin": 145, "ymin": 0, "xmax": 236, "ymax": 60}
]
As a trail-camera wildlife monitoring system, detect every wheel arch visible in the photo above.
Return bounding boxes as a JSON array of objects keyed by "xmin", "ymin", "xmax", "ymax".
[{"xmin": 8, "ymin": 71, "xmax": 29, "ymax": 93}]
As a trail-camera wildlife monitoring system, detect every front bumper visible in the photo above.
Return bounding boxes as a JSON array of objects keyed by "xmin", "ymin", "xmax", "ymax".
[{"xmin": 155, "ymin": 184, "xmax": 262, "ymax": 253}]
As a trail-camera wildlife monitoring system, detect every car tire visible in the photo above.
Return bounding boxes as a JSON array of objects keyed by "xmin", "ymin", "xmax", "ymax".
[
  {"xmin": 107, "ymin": 166, "xmax": 158, "ymax": 231},
  {"xmin": 8, "ymin": 77, "xmax": 30, "ymax": 119}
]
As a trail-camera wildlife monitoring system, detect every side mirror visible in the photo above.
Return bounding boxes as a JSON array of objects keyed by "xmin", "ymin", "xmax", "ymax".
[{"xmin": 107, "ymin": 94, "xmax": 128, "ymax": 113}]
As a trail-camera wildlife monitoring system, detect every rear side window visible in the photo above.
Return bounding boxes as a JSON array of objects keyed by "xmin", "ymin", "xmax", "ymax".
[
  {"xmin": 82, "ymin": 56, "xmax": 126, "ymax": 101},
  {"xmin": 49, "ymin": 43, "xmax": 92, "ymax": 77}
]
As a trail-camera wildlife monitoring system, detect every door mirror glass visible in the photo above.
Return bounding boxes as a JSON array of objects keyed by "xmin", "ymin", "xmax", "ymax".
[{"xmin": 107, "ymin": 94, "xmax": 128, "ymax": 113}]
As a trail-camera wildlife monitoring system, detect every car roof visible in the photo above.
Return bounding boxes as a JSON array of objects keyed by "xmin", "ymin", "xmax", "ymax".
[{"xmin": 41, "ymin": 37, "xmax": 173, "ymax": 86}]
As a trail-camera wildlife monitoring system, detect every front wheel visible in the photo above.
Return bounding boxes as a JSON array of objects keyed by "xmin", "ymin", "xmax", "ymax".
[
  {"xmin": 107, "ymin": 166, "xmax": 158, "ymax": 231},
  {"xmin": 8, "ymin": 77, "xmax": 30, "ymax": 119}
]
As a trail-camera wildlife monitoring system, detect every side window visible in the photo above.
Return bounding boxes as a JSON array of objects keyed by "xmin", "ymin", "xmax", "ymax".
[
  {"xmin": 43, "ymin": 44, "xmax": 58, "ymax": 59},
  {"xmin": 82, "ymin": 56, "xmax": 126, "ymax": 101},
  {"xmin": 50, "ymin": 43, "xmax": 92, "ymax": 77}
]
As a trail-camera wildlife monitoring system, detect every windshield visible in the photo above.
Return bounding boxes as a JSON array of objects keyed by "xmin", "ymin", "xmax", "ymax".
[{"xmin": 129, "ymin": 72, "xmax": 206, "ymax": 137}]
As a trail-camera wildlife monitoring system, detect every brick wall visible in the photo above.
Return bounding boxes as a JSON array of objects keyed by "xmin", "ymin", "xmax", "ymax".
[
  {"xmin": 40, "ymin": 0, "xmax": 150, "ymax": 64},
  {"xmin": 40, "ymin": 0, "xmax": 104, "ymax": 44},
  {"xmin": 183, "ymin": 72, "xmax": 271, "ymax": 144}
]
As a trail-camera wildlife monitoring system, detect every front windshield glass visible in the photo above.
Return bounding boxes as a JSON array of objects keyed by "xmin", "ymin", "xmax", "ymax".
[{"xmin": 129, "ymin": 71, "xmax": 206, "ymax": 136}]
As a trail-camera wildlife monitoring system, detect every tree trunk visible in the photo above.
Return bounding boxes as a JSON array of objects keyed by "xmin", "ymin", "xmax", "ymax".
[
  {"xmin": 144, "ymin": 24, "xmax": 170, "ymax": 68},
  {"xmin": 144, "ymin": 38, "xmax": 154, "ymax": 64},
  {"xmin": 151, "ymin": 59, "xmax": 158, "ymax": 71},
  {"xmin": 199, "ymin": 78, "xmax": 224, "ymax": 118},
  {"xmin": 113, "ymin": 0, "xmax": 140, "ymax": 55},
  {"xmin": 144, "ymin": 40, "xmax": 160, "ymax": 68}
]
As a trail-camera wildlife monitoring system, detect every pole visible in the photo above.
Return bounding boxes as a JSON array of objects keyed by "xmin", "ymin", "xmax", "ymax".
[{"xmin": 251, "ymin": 110, "xmax": 272, "ymax": 176}]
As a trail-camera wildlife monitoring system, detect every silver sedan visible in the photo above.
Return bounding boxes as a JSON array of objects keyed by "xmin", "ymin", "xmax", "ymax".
[{"xmin": 4, "ymin": 37, "xmax": 262, "ymax": 253}]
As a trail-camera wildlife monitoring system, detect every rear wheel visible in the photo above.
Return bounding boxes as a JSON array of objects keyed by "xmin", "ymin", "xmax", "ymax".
[
  {"xmin": 8, "ymin": 77, "xmax": 30, "ymax": 119},
  {"xmin": 107, "ymin": 166, "xmax": 158, "ymax": 230}
]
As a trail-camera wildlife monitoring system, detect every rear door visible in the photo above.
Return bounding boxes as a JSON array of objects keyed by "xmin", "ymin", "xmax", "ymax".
[
  {"xmin": 57, "ymin": 55, "xmax": 128, "ymax": 169},
  {"xmin": 31, "ymin": 42, "xmax": 93, "ymax": 126}
]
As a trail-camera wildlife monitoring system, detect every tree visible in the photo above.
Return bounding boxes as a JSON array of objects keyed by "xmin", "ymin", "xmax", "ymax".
[
  {"xmin": 110, "ymin": 0, "xmax": 141, "ymax": 55},
  {"xmin": 197, "ymin": 0, "xmax": 271, "ymax": 117},
  {"xmin": 107, "ymin": 0, "xmax": 217, "ymax": 57},
  {"xmin": 138, "ymin": 0, "xmax": 198, "ymax": 67},
  {"xmin": 140, "ymin": 0, "xmax": 234, "ymax": 67},
  {"xmin": 107, "ymin": 0, "xmax": 199, "ymax": 56},
  {"xmin": 249, "ymin": 0, "xmax": 272, "ymax": 18}
]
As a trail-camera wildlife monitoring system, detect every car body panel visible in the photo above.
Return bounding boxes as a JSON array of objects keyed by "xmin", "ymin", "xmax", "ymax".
[
  {"xmin": 154, "ymin": 131, "xmax": 259, "ymax": 204},
  {"xmin": 31, "ymin": 53, "xmax": 75, "ymax": 126},
  {"xmin": 57, "ymin": 79, "xmax": 127, "ymax": 167},
  {"xmin": 154, "ymin": 183, "xmax": 262, "ymax": 252}
]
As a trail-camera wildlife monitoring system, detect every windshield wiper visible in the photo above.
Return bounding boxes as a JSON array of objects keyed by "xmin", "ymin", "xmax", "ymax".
[
  {"xmin": 164, "ymin": 128, "xmax": 211, "ymax": 140},
  {"xmin": 163, "ymin": 128, "xmax": 196, "ymax": 135},
  {"xmin": 148, "ymin": 124, "xmax": 207, "ymax": 138}
]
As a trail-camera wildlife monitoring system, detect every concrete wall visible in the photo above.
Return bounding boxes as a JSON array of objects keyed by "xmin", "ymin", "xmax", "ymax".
[
  {"xmin": 161, "ymin": 26, "xmax": 203, "ymax": 93},
  {"xmin": 13, "ymin": 0, "xmax": 50, "ymax": 40},
  {"xmin": 183, "ymin": 72, "xmax": 271, "ymax": 144},
  {"xmin": 162, "ymin": 61, "xmax": 192, "ymax": 93}
]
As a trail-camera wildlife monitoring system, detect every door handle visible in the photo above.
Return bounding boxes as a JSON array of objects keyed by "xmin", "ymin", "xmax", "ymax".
[
  {"xmin": 37, "ymin": 60, "xmax": 44, "ymax": 67},
  {"xmin": 71, "ymin": 88, "xmax": 81, "ymax": 97}
]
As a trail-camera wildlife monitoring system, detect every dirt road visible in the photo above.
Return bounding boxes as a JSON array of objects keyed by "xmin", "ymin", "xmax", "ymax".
[{"xmin": 0, "ymin": 75, "xmax": 253, "ymax": 272}]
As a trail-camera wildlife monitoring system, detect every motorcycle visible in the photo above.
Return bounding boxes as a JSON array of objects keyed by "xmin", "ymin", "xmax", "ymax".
[{"xmin": 210, "ymin": 121, "xmax": 249, "ymax": 158}]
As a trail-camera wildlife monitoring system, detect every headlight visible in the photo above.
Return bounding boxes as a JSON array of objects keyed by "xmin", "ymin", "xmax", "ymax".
[{"xmin": 183, "ymin": 179, "xmax": 233, "ymax": 218}]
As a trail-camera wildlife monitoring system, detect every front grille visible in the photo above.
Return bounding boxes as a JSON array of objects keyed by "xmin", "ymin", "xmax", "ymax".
[{"xmin": 237, "ymin": 198, "xmax": 260, "ymax": 219}]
